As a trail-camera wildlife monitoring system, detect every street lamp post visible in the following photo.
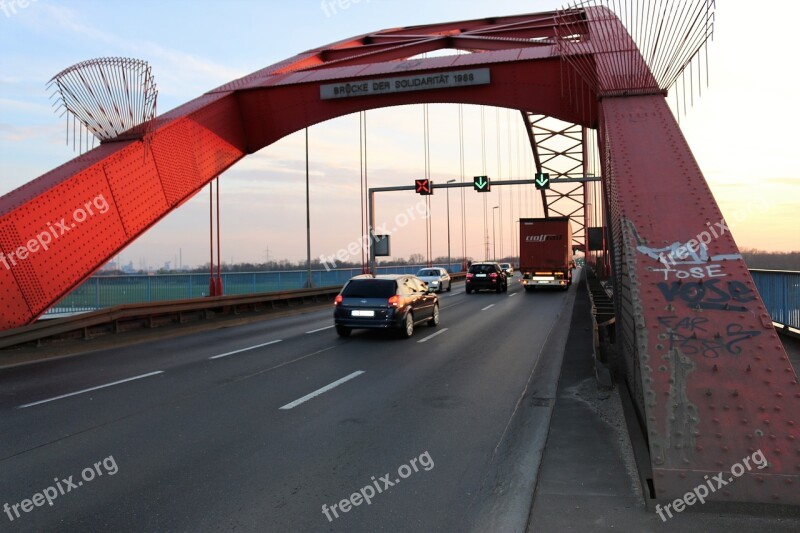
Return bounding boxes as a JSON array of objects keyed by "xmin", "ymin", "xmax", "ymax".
[
  {"xmin": 492, "ymin": 206, "xmax": 499, "ymax": 262},
  {"xmin": 446, "ymin": 179, "xmax": 456, "ymax": 271}
]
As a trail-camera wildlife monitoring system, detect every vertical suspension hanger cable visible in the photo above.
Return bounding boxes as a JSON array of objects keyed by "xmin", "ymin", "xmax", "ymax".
[
  {"xmin": 208, "ymin": 181, "xmax": 215, "ymax": 296},
  {"xmin": 508, "ymin": 109, "xmax": 514, "ymax": 253},
  {"xmin": 459, "ymin": 104, "xmax": 467, "ymax": 270},
  {"xmin": 422, "ymin": 104, "xmax": 428, "ymax": 267},
  {"xmin": 508, "ymin": 109, "xmax": 515, "ymax": 220},
  {"xmin": 359, "ymin": 111, "xmax": 365, "ymax": 273},
  {"xmin": 516, "ymin": 116, "xmax": 524, "ymax": 217},
  {"xmin": 510, "ymin": 113, "xmax": 517, "ymax": 261},
  {"xmin": 305, "ymin": 127, "xmax": 313, "ymax": 288},
  {"xmin": 419, "ymin": 53, "xmax": 432, "ymax": 268},
  {"xmin": 496, "ymin": 108, "xmax": 502, "ymax": 262},
  {"xmin": 216, "ymin": 177, "xmax": 222, "ymax": 295},
  {"xmin": 427, "ymin": 106, "xmax": 432, "ymax": 267},
  {"xmin": 480, "ymin": 106, "xmax": 487, "ymax": 261},
  {"xmin": 363, "ymin": 111, "xmax": 370, "ymax": 272},
  {"xmin": 515, "ymin": 114, "xmax": 524, "ymax": 217},
  {"xmin": 519, "ymin": 117, "xmax": 524, "ymax": 220}
]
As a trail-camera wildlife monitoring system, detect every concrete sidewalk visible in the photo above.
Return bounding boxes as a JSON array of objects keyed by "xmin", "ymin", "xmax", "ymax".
[{"xmin": 526, "ymin": 280, "xmax": 800, "ymax": 532}]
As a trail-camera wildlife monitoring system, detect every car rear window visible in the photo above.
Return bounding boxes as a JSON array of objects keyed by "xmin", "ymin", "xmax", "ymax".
[
  {"xmin": 417, "ymin": 269, "xmax": 439, "ymax": 276},
  {"xmin": 341, "ymin": 279, "xmax": 397, "ymax": 298},
  {"xmin": 469, "ymin": 264, "xmax": 495, "ymax": 274}
]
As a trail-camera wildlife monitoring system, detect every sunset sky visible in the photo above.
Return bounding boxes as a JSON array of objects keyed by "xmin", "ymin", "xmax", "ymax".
[{"xmin": 1, "ymin": 0, "xmax": 798, "ymax": 270}]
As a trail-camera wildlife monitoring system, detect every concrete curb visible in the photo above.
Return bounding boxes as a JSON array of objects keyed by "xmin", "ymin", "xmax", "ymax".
[{"xmin": 469, "ymin": 270, "xmax": 581, "ymax": 533}]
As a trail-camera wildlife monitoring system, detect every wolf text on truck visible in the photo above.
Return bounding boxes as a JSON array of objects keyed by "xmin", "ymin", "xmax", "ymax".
[{"xmin": 518, "ymin": 217, "xmax": 573, "ymax": 291}]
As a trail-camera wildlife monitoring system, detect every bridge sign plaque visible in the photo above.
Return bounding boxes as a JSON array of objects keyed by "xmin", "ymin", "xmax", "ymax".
[{"xmin": 320, "ymin": 68, "xmax": 490, "ymax": 99}]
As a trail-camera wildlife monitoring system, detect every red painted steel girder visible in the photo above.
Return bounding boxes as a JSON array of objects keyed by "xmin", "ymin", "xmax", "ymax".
[
  {"xmin": 601, "ymin": 93, "xmax": 799, "ymax": 506},
  {"xmin": 580, "ymin": 3, "xmax": 798, "ymax": 505}
]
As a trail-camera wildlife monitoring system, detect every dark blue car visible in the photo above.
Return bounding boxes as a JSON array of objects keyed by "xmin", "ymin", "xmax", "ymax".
[{"xmin": 334, "ymin": 275, "xmax": 439, "ymax": 338}]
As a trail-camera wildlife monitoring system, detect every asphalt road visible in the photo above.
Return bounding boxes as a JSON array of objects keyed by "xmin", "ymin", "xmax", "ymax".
[{"xmin": 0, "ymin": 278, "xmax": 573, "ymax": 532}]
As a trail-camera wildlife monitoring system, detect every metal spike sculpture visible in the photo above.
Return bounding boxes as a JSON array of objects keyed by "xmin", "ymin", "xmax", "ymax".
[
  {"xmin": 48, "ymin": 57, "xmax": 158, "ymax": 153},
  {"xmin": 556, "ymin": 0, "xmax": 715, "ymax": 112}
]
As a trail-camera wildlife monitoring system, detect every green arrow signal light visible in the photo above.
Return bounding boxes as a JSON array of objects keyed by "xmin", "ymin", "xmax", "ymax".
[
  {"xmin": 473, "ymin": 175, "xmax": 490, "ymax": 192},
  {"xmin": 535, "ymin": 172, "xmax": 550, "ymax": 190}
]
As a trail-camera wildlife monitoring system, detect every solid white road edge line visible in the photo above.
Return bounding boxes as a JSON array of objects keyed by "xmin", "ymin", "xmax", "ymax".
[{"xmin": 279, "ymin": 370, "xmax": 365, "ymax": 410}]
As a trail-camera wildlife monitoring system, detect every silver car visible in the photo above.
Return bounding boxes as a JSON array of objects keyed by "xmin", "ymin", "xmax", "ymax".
[{"xmin": 415, "ymin": 267, "xmax": 451, "ymax": 293}]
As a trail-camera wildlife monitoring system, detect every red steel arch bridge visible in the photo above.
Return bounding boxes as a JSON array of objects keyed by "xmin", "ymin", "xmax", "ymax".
[{"xmin": 0, "ymin": 4, "xmax": 797, "ymax": 508}]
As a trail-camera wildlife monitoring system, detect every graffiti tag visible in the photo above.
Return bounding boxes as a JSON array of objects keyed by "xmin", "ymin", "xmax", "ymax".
[
  {"xmin": 657, "ymin": 279, "xmax": 756, "ymax": 311},
  {"xmin": 657, "ymin": 316, "xmax": 760, "ymax": 359}
]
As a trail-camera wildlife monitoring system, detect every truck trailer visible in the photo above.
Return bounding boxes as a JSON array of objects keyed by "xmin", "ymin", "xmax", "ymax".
[{"xmin": 518, "ymin": 217, "xmax": 573, "ymax": 291}]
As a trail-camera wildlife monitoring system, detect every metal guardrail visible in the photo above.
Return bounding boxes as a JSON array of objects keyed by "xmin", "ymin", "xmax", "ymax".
[
  {"xmin": 3, "ymin": 273, "xmax": 468, "ymax": 351},
  {"xmin": 750, "ymin": 269, "xmax": 800, "ymax": 332},
  {"xmin": 0, "ymin": 286, "xmax": 342, "ymax": 350},
  {"xmin": 45, "ymin": 264, "xmax": 465, "ymax": 316}
]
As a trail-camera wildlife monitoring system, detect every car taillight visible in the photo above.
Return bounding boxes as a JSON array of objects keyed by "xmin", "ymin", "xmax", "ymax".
[
  {"xmin": 388, "ymin": 295, "xmax": 401, "ymax": 307},
  {"xmin": 490, "ymin": 273, "xmax": 498, "ymax": 278},
  {"xmin": 334, "ymin": 294, "xmax": 343, "ymax": 305},
  {"xmin": 466, "ymin": 273, "xmax": 474, "ymax": 279}
]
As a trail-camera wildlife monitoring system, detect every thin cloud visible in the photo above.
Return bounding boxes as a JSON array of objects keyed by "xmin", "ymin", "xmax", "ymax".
[
  {"xmin": 0, "ymin": 123, "xmax": 61, "ymax": 142},
  {"xmin": 764, "ymin": 177, "xmax": 799, "ymax": 187},
  {"xmin": 29, "ymin": 3, "xmax": 246, "ymax": 99}
]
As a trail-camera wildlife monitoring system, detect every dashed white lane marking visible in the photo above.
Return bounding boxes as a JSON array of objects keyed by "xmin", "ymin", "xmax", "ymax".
[
  {"xmin": 279, "ymin": 370, "xmax": 365, "ymax": 410},
  {"xmin": 306, "ymin": 325, "xmax": 334, "ymax": 334},
  {"xmin": 18, "ymin": 371, "xmax": 164, "ymax": 409},
  {"xmin": 210, "ymin": 340, "xmax": 282, "ymax": 359},
  {"xmin": 417, "ymin": 328, "xmax": 449, "ymax": 343}
]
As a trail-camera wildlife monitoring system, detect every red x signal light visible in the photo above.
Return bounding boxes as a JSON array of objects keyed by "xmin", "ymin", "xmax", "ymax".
[{"xmin": 415, "ymin": 179, "xmax": 433, "ymax": 195}]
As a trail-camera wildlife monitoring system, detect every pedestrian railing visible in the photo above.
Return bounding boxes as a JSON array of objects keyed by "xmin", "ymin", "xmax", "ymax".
[{"xmin": 749, "ymin": 269, "xmax": 800, "ymax": 332}]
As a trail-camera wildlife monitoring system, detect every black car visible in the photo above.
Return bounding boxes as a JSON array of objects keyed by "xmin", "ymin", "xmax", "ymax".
[
  {"xmin": 334, "ymin": 275, "xmax": 439, "ymax": 338},
  {"xmin": 465, "ymin": 262, "xmax": 508, "ymax": 293}
]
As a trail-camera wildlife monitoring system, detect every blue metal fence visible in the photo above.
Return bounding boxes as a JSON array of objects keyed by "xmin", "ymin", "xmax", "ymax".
[
  {"xmin": 44, "ymin": 266, "xmax": 799, "ymax": 328},
  {"xmin": 750, "ymin": 269, "xmax": 800, "ymax": 331},
  {"xmin": 45, "ymin": 263, "xmax": 463, "ymax": 316}
]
